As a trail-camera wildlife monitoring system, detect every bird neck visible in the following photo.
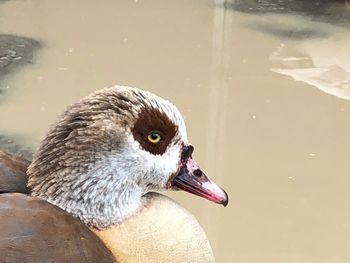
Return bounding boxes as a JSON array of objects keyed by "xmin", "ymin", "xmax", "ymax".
[{"xmin": 29, "ymin": 152, "xmax": 146, "ymax": 229}]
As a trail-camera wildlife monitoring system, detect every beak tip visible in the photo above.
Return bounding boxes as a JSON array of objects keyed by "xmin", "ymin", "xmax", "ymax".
[{"xmin": 220, "ymin": 188, "xmax": 229, "ymax": 207}]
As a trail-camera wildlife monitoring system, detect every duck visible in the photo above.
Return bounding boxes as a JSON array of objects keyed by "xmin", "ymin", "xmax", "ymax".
[{"xmin": 0, "ymin": 85, "xmax": 228, "ymax": 263}]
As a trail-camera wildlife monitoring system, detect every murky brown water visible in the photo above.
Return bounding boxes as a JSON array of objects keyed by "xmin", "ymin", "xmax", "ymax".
[{"xmin": 1, "ymin": 0, "xmax": 350, "ymax": 262}]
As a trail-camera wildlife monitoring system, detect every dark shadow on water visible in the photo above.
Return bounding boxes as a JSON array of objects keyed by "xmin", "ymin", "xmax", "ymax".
[
  {"xmin": 0, "ymin": 34, "xmax": 40, "ymax": 96},
  {"xmin": 221, "ymin": 0, "xmax": 350, "ymax": 26},
  {"xmin": 249, "ymin": 22, "xmax": 332, "ymax": 39}
]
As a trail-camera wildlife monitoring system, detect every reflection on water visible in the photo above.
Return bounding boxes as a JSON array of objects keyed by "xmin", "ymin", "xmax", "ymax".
[
  {"xmin": 1, "ymin": 0, "xmax": 350, "ymax": 262},
  {"xmin": 271, "ymin": 40, "xmax": 350, "ymax": 100}
]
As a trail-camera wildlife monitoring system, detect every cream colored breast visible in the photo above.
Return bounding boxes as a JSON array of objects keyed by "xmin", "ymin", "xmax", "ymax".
[{"xmin": 93, "ymin": 192, "xmax": 215, "ymax": 263}]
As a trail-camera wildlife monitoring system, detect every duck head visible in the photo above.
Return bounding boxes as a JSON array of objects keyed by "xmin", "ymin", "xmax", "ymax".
[{"xmin": 28, "ymin": 86, "xmax": 228, "ymax": 229}]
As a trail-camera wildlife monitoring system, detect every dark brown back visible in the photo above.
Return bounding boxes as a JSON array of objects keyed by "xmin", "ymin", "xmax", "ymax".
[
  {"xmin": 0, "ymin": 193, "xmax": 116, "ymax": 263},
  {"xmin": 0, "ymin": 151, "xmax": 30, "ymax": 193}
]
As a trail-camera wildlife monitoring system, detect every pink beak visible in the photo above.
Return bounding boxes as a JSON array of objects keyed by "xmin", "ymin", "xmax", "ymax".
[{"xmin": 171, "ymin": 145, "xmax": 228, "ymax": 207}]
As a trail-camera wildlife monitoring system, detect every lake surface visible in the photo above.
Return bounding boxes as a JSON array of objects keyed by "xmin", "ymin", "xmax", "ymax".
[{"xmin": 1, "ymin": 0, "xmax": 350, "ymax": 262}]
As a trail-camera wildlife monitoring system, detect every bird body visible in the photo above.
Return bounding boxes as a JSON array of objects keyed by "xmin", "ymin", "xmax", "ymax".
[{"xmin": 93, "ymin": 192, "xmax": 214, "ymax": 263}]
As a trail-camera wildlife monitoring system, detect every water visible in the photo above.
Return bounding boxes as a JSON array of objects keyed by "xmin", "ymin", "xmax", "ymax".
[{"xmin": 1, "ymin": 0, "xmax": 350, "ymax": 262}]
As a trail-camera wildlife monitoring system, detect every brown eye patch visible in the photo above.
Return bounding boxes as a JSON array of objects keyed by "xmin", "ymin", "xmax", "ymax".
[{"xmin": 131, "ymin": 107, "xmax": 177, "ymax": 155}]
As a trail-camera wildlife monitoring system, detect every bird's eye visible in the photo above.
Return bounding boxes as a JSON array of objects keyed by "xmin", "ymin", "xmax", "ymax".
[{"xmin": 147, "ymin": 131, "xmax": 162, "ymax": 144}]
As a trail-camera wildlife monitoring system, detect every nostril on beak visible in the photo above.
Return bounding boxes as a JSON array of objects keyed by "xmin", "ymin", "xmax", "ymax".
[
  {"xmin": 193, "ymin": 169, "xmax": 202, "ymax": 177},
  {"xmin": 182, "ymin": 145, "xmax": 194, "ymax": 160}
]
